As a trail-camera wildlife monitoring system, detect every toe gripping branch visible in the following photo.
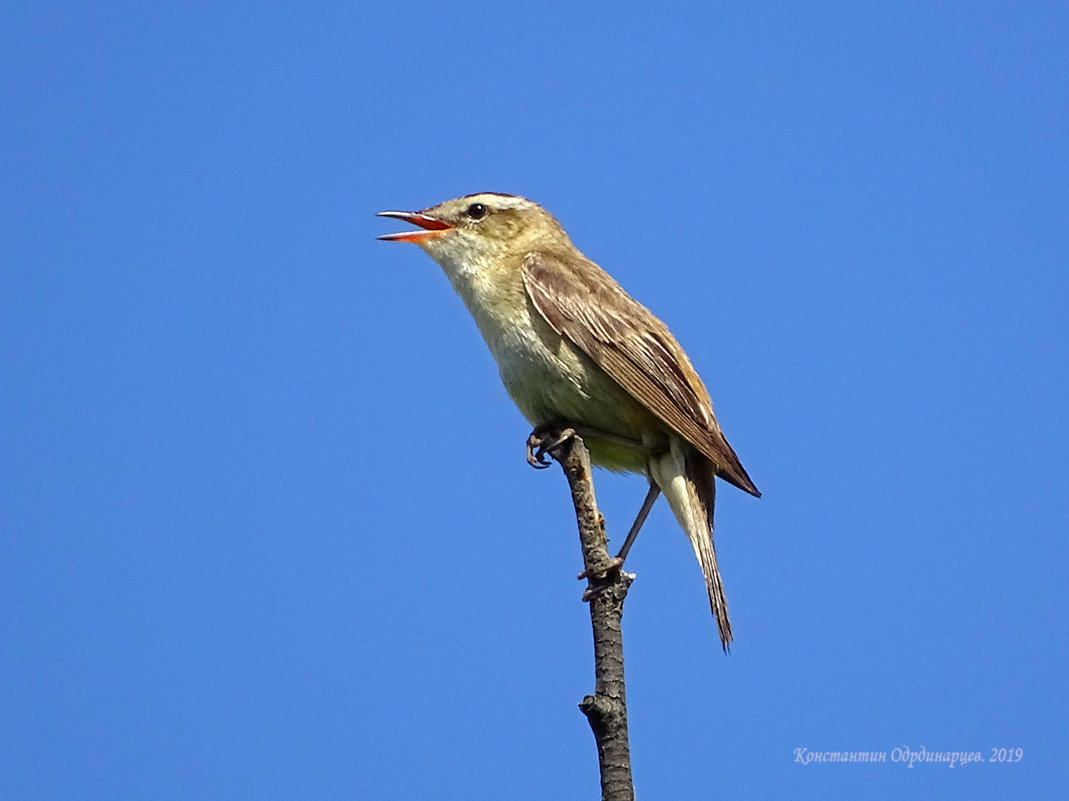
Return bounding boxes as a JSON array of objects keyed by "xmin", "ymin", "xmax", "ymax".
[{"xmin": 526, "ymin": 425, "xmax": 577, "ymax": 469}]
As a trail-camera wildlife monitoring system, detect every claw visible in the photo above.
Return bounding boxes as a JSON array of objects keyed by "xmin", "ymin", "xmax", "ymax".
[
  {"xmin": 525, "ymin": 426, "xmax": 576, "ymax": 469},
  {"xmin": 526, "ymin": 432, "xmax": 553, "ymax": 469}
]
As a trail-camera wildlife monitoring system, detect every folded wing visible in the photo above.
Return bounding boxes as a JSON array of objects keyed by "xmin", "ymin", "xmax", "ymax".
[{"xmin": 522, "ymin": 252, "xmax": 760, "ymax": 497}]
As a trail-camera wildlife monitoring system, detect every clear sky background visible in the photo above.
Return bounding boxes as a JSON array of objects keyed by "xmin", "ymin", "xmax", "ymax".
[{"xmin": 3, "ymin": 3, "xmax": 1067, "ymax": 799}]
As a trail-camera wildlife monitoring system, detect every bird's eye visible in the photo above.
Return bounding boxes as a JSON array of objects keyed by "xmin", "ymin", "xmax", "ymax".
[{"xmin": 466, "ymin": 202, "xmax": 487, "ymax": 219}]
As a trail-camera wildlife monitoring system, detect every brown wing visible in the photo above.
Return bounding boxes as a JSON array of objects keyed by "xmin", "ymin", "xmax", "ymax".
[{"xmin": 522, "ymin": 252, "xmax": 760, "ymax": 497}]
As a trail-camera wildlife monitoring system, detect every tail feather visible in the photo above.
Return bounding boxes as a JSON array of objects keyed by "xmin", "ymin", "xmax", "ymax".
[{"xmin": 650, "ymin": 438, "xmax": 732, "ymax": 650}]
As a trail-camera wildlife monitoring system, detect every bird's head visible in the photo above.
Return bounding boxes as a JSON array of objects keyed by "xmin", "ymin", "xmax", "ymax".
[{"xmin": 378, "ymin": 193, "xmax": 570, "ymax": 273}]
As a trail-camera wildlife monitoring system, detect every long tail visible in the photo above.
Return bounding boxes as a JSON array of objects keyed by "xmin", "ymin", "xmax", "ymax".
[{"xmin": 649, "ymin": 437, "xmax": 732, "ymax": 650}]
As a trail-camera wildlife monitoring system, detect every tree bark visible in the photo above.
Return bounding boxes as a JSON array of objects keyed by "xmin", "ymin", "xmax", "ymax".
[{"xmin": 551, "ymin": 433, "xmax": 635, "ymax": 801}]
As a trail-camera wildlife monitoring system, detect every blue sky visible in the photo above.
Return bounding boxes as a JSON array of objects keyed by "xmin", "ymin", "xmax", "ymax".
[{"xmin": 3, "ymin": 2, "xmax": 1066, "ymax": 799}]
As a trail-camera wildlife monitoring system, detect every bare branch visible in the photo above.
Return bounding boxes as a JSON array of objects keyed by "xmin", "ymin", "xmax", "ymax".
[{"xmin": 549, "ymin": 431, "xmax": 635, "ymax": 801}]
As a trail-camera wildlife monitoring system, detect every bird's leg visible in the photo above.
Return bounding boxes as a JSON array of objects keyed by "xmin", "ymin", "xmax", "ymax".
[
  {"xmin": 571, "ymin": 425, "xmax": 648, "ymax": 453},
  {"xmin": 526, "ymin": 425, "xmax": 577, "ymax": 469},
  {"xmin": 526, "ymin": 424, "xmax": 662, "ymax": 583},
  {"xmin": 577, "ymin": 480, "xmax": 660, "ymax": 581},
  {"xmin": 528, "ymin": 423, "xmax": 653, "ymax": 469},
  {"xmin": 615, "ymin": 480, "xmax": 661, "ymax": 564}
]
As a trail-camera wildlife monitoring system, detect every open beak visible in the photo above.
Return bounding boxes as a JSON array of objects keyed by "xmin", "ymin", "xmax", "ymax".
[{"xmin": 377, "ymin": 210, "xmax": 454, "ymax": 243}]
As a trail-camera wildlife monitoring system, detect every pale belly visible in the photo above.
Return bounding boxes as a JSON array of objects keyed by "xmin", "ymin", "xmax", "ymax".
[{"xmin": 486, "ymin": 313, "xmax": 667, "ymax": 474}]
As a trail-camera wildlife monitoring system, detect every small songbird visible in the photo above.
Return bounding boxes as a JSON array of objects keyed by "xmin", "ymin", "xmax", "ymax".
[{"xmin": 378, "ymin": 193, "xmax": 759, "ymax": 649}]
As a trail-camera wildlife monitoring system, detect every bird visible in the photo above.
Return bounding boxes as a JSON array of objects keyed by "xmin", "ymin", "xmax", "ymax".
[{"xmin": 377, "ymin": 193, "xmax": 759, "ymax": 649}]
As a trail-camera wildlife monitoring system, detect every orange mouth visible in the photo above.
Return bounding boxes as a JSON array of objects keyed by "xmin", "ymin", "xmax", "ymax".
[{"xmin": 377, "ymin": 210, "xmax": 453, "ymax": 243}]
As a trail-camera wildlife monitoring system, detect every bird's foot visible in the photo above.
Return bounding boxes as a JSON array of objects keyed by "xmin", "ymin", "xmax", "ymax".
[
  {"xmin": 579, "ymin": 559, "xmax": 633, "ymax": 601},
  {"xmin": 525, "ymin": 425, "xmax": 576, "ymax": 469},
  {"xmin": 577, "ymin": 556, "xmax": 625, "ymax": 581}
]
